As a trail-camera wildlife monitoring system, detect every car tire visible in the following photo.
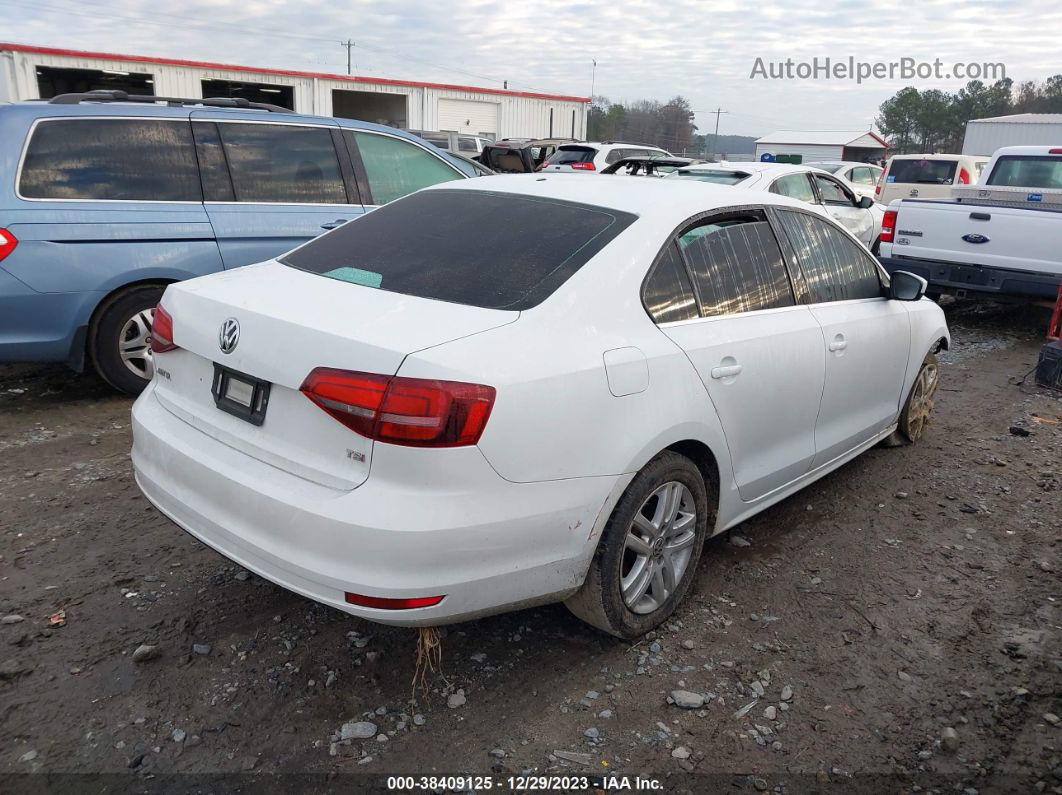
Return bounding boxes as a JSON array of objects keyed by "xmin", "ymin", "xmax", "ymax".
[
  {"xmin": 565, "ymin": 451, "xmax": 711, "ymax": 639},
  {"xmin": 883, "ymin": 352, "xmax": 940, "ymax": 447},
  {"xmin": 89, "ymin": 285, "xmax": 165, "ymax": 395}
]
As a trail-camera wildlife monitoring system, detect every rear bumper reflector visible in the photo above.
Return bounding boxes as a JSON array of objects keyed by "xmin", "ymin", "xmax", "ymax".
[{"xmin": 344, "ymin": 592, "xmax": 445, "ymax": 610}]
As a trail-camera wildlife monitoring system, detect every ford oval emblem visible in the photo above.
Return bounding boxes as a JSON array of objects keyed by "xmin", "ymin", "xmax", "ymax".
[
  {"xmin": 218, "ymin": 317, "xmax": 240, "ymax": 354},
  {"xmin": 962, "ymin": 233, "xmax": 990, "ymax": 245}
]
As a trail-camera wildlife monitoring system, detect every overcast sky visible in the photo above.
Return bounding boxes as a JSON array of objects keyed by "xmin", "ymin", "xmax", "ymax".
[{"xmin": 5, "ymin": 0, "xmax": 1060, "ymax": 137}]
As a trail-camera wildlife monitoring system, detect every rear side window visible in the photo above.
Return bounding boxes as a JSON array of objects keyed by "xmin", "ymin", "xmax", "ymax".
[
  {"xmin": 457, "ymin": 136, "xmax": 479, "ymax": 153},
  {"xmin": 219, "ymin": 123, "xmax": 347, "ymax": 204},
  {"xmin": 281, "ymin": 190, "xmax": 636, "ymax": 310},
  {"xmin": 849, "ymin": 166, "xmax": 878, "ymax": 185},
  {"xmin": 643, "ymin": 244, "xmax": 698, "ymax": 324},
  {"xmin": 886, "ymin": 159, "xmax": 957, "ymax": 185},
  {"xmin": 985, "ymin": 156, "xmax": 1062, "ymax": 189},
  {"xmin": 19, "ymin": 118, "xmax": 201, "ymax": 201},
  {"xmin": 775, "ymin": 210, "xmax": 882, "ymax": 303},
  {"xmin": 353, "ymin": 132, "xmax": 462, "ymax": 205},
  {"xmin": 677, "ymin": 214, "xmax": 794, "ymax": 316},
  {"xmin": 550, "ymin": 146, "xmax": 596, "ymax": 164}
]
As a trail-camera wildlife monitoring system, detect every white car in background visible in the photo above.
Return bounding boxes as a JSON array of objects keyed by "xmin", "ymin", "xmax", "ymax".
[
  {"xmin": 542, "ymin": 141, "xmax": 673, "ymax": 173},
  {"xmin": 807, "ymin": 161, "xmax": 884, "ymax": 201},
  {"xmin": 132, "ymin": 175, "xmax": 948, "ymax": 639},
  {"xmin": 671, "ymin": 162, "xmax": 885, "ymax": 251}
]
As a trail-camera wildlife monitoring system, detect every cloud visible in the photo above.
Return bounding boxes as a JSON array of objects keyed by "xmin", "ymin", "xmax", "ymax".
[{"xmin": 4, "ymin": 0, "xmax": 1058, "ymax": 136}]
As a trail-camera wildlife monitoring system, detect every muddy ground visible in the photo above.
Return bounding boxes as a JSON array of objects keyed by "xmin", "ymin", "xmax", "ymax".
[{"xmin": 1, "ymin": 300, "xmax": 1059, "ymax": 793}]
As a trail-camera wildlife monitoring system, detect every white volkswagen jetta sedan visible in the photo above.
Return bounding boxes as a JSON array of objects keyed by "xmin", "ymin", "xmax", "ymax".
[{"xmin": 131, "ymin": 175, "xmax": 949, "ymax": 638}]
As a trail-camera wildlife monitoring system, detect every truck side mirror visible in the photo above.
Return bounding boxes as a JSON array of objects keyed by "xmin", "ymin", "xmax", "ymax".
[{"xmin": 889, "ymin": 270, "xmax": 928, "ymax": 301}]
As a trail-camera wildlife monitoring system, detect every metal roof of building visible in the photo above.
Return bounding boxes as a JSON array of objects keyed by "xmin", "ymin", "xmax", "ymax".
[
  {"xmin": 0, "ymin": 42, "xmax": 590, "ymax": 104},
  {"xmin": 968, "ymin": 113, "xmax": 1062, "ymax": 124},
  {"xmin": 755, "ymin": 129, "xmax": 887, "ymax": 147}
]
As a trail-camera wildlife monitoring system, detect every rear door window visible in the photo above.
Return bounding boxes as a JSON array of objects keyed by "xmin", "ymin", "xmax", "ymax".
[
  {"xmin": 849, "ymin": 166, "xmax": 877, "ymax": 185},
  {"xmin": 887, "ymin": 159, "xmax": 957, "ymax": 185},
  {"xmin": 770, "ymin": 173, "xmax": 816, "ymax": 203},
  {"xmin": 775, "ymin": 210, "xmax": 882, "ymax": 303},
  {"xmin": 352, "ymin": 132, "xmax": 463, "ymax": 204},
  {"xmin": 642, "ymin": 243, "xmax": 698, "ymax": 324},
  {"xmin": 677, "ymin": 213, "xmax": 794, "ymax": 316},
  {"xmin": 281, "ymin": 190, "xmax": 636, "ymax": 310},
  {"xmin": 218, "ymin": 122, "xmax": 347, "ymax": 204},
  {"xmin": 19, "ymin": 118, "xmax": 201, "ymax": 201}
]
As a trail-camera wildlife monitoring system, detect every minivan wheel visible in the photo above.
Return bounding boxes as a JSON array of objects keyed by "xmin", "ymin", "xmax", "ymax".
[
  {"xmin": 89, "ymin": 285, "xmax": 166, "ymax": 395},
  {"xmin": 565, "ymin": 452, "xmax": 710, "ymax": 639},
  {"xmin": 883, "ymin": 352, "xmax": 940, "ymax": 446}
]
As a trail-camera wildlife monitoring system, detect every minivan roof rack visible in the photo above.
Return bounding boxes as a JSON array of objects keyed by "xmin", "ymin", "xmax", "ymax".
[{"xmin": 47, "ymin": 90, "xmax": 294, "ymax": 113}]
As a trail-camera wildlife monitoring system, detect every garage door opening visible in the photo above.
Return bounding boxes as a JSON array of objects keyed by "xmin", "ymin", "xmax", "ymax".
[
  {"xmin": 202, "ymin": 79, "xmax": 294, "ymax": 110},
  {"xmin": 36, "ymin": 66, "xmax": 154, "ymax": 98},
  {"xmin": 332, "ymin": 89, "xmax": 407, "ymax": 127}
]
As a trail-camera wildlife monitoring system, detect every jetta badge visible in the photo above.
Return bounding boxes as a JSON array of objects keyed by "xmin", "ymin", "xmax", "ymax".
[
  {"xmin": 962, "ymin": 233, "xmax": 990, "ymax": 245},
  {"xmin": 218, "ymin": 317, "xmax": 240, "ymax": 354}
]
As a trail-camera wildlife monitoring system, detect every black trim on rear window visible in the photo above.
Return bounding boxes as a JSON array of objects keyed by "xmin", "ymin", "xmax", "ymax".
[{"xmin": 280, "ymin": 190, "xmax": 637, "ymax": 310}]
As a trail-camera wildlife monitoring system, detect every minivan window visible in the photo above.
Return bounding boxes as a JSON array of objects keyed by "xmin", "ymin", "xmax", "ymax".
[
  {"xmin": 985, "ymin": 155, "xmax": 1062, "ymax": 189},
  {"xmin": 218, "ymin": 123, "xmax": 347, "ymax": 204},
  {"xmin": 677, "ymin": 214, "xmax": 794, "ymax": 316},
  {"xmin": 353, "ymin": 132, "xmax": 462, "ymax": 205},
  {"xmin": 19, "ymin": 119, "xmax": 201, "ymax": 202},
  {"xmin": 775, "ymin": 210, "xmax": 882, "ymax": 303},
  {"xmin": 281, "ymin": 190, "xmax": 636, "ymax": 310},
  {"xmin": 887, "ymin": 159, "xmax": 957, "ymax": 185},
  {"xmin": 643, "ymin": 243, "xmax": 698, "ymax": 324}
]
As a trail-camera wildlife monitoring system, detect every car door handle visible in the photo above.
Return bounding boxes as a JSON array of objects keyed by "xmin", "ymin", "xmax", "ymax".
[
  {"xmin": 710, "ymin": 364, "xmax": 743, "ymax": 379},
  {"xmin": 829, "ymin": 336, "xmax": 848, "ymax": 352},
  {"xmin": 320, "ymin": 219, "xmax": 348, "ymax": 230}
]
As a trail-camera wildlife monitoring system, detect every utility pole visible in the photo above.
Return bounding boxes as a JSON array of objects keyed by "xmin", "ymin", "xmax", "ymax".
[
  {"xmin": 590, "ymin": 59, "xmax": 597, "ymax": 100},
  {"xmin": 340, "ymin": 39, "xmax": 354, "ymax": 75},
  {"xmin": 708, "ymin": 107, "xmax": 728, "ymax": 160}
]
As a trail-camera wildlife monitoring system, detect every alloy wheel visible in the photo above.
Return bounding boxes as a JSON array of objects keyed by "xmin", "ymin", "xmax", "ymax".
[
  {"xmin": 621, "ymin": 481, "xmax": 697, "ymax": 615},
  {"xmin": 119, "ymin": 307, "xmax": 155, "ymax": 381},
  {"xmin": 905, "ymin": 361, "xmax": 939, "ymax": 441}
]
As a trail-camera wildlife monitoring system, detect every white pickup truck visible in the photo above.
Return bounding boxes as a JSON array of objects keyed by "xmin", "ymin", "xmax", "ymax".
[{"xmin": 877, "ymin": 146, "xmax": 1062, "ymax": 300}]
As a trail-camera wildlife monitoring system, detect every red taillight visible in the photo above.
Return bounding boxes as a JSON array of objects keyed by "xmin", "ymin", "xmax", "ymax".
[
  {"xmin": 570, "ymin": 162, "xmax": 596, "ymax": 171},
  {"xmin": 0, "ymin": 228, "xmax": 17, "ymax": 263},
  {"xmin": 875, "ymin": 168, "xmax": 887, "ymax": 195},
  {"xmin": 957, "ymin": 168, "xmax": 971, "ymax": 185},
  {"xmin": 880, "ymin": 209, "xmax": 897, "ymax": 244},
  {"xmin": 149, "ymin": 304, "xmax": 177, "ymax": 353},
  {"xmin": 1049, "ymin": 148, "xmax": 1062, "ymax": 154},
  {"xmin": 300, "ymin": 368, "xmax": 495, "ymax": 447},
  {"xmin": 344, "ymin": 592, "xmax": 445, "ymax": 610}
]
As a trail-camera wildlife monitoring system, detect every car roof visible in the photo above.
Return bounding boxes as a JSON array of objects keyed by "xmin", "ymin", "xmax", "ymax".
[
  {"xmin": 426, "ymin": 172, "xmax": 815, "ymax": 217},
  {"xmin": 889, "ymin": 153, "xmax": 986, "ymax": 161}
]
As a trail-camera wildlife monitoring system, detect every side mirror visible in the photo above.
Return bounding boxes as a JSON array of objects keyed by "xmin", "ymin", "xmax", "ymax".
[
  {"xmin": 889, "ymin": 270, "xmax": 928, "ymax": 301},
  {"xmin": 858, "ymin": 195, "xmax": 874, "ymax": 209}
]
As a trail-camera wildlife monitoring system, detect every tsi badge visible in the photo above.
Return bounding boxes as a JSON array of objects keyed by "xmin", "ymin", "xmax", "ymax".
[
  {"xmin": 962, "ymin": 233, "xmax": 990, "ymax": 245},
  {"xmin": 219, "ymin": 317, "xmax": 241, "ymax": 354}
]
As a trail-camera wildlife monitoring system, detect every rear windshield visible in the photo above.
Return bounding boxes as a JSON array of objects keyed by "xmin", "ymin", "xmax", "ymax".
[
  {"xmin": 549, "ymin": 146, "xmax": 597, "ymax": 164},
  {"xmin": 985, "ymin": 155, "xmax": 1062, "ymax": 189},
  {"xmin": 886, "ymin": 159, "xmax": 957, "ymax": 185},
  {"xmin": 280, "ymin": 190, "xmax": 636, "ymax": 310},
  {"xmin": 673, "ymin": 170, "xmax": 748, "ymax": 185}
]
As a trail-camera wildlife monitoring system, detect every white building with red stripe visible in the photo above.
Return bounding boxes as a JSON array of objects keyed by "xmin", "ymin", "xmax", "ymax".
[{"xmin": 0, "ymin": 42, "xmax": 589, "ymax": 140}]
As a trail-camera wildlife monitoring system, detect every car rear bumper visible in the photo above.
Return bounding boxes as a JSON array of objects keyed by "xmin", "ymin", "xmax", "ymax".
[
  {"xmin": 131, "ymin": 386, "xmax": 622, "ymax": 626},
  {"xmin": 879, "ymin": 256, "xmax": 1061, "ymax": 299}
]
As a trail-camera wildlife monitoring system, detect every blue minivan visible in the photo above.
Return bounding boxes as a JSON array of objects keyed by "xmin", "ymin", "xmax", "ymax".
[{"xmin": 0, "ymin": 91, "xmax": 475, "ymax": 393}]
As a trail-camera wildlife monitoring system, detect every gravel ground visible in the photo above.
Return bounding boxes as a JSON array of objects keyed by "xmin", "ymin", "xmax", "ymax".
[{"xmin": 1, "ymin": 300, "xmax": 1059, "ymax": 793}]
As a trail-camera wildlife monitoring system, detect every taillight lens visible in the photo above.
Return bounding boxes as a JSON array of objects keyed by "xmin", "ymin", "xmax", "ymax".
[
  {"xmin": 880, "ymin": 209, "xmax": 897, "ymax": 244},
  {"xmin": 875, "ymin": 168, "xmax": 887, "ymax": 195},
  {"xmin": 957, "ymin": 168, "xmax": 971, "ymax": 185},
  {"xmin": 570, "ymin": 162, "xmax": 596, "ymax": 171},
  {"xmin": 0, "ymin": 228, "xmax": 17, "ymax": 263},
  {"xmin": 300, "ymin": 368, "xmax": 495, "ymax": 447},
  {"xmin": 149, "ymin": 304, "xmax": 177, "ymax": 353}
]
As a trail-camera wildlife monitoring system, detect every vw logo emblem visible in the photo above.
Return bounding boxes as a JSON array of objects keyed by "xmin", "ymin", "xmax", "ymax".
[{"xmin": 218, "ymin": 318, "xmax": 240, "ymax": 354}]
